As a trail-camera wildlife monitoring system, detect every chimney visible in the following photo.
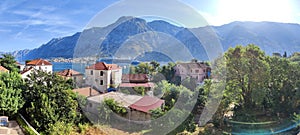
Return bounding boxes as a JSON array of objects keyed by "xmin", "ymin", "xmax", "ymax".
[{"xmin": 89, "ymin": 87, "xmax": 92, "ymax": 96}]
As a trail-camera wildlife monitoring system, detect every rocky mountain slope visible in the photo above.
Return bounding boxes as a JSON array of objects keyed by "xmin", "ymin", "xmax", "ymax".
[{"xmin": 10, "ymin": 16, "xmax": 300, "ymax": 62}]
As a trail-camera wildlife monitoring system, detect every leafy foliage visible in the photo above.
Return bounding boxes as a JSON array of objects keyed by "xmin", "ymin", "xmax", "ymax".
[
  {"xmin": 0, "ymin": 72, "xmax": 24, "ymax": 116},
  {"xmin": 0, "ymin": 54, "xmax": 19, "ymax": 72},
  {"xmin": 23, "ymin": 70, "xmax": 80, "ymax": 133},
  {"xmin": 205, "ymin": 44, "xmax": 300, "ymax": 127},
  {"xmin": 133, "ymin": 86, "xmax": 145, "ymax": 96},
  {"xmin": 104, "ymin": 98, "xmax": 127, "ymax": 115}
]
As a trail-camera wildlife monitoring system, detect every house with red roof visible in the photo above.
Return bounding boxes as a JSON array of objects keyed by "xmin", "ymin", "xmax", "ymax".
[
  {"xmin": 25, "ymin": 59, "xmax": 52, "ymax": 73},
  {"xmin": 129, "ymin": 96, "xmax": 164, "ymax": 121},
  {"xmin": 56, "ymin": 69, "xmax": 84, "ymax": 87},
  {"xmin": 20, "ymin": 59, "xmax": 53, "ymax": 79},
  {"xmin": 119, "ymin": 74, "xmax": 155, "ymax": 93},
  {"xmin": 86, "ymin": 92, "xmax": 164, "ymax": 121},
  {"xmin": 85, "ymin": 62, "xmax": 122, "ymax": 93}
]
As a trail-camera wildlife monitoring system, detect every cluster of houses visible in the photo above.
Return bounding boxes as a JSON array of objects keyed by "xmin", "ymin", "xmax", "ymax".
[{"xmin": 5, "ymin": 58, "xmax": 210, "ymax": 121}]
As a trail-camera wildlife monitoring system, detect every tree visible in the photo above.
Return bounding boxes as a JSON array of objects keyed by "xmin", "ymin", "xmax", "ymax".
[
  {"xmin": 150, "ymin": 60, "xmax": 160, "ymax": 73},
  {"xmin": 0, "ymin": 72, "xmax": 24, "ymax": 116},
  {"xmin": 23, "ymin": 70, "xmax": 80, "ymax": 133},
  {"xmin": 0, "ymin": 54, "xmax": 19, "ymax": 72},
  {"xmin": 158, "ymin": 62, "xmax": 176, "ymax": 83},
  {"xmin": 283, "ymin": 51, "xmax": 287, "ymax": 58},
  {"xmin": 224, "ymin": 45, "xmax": 269, "ymax": 109},
  {"xmin": 134, "ymin": 62, "xmax": 151, "ymax": 74},
  {"xmin": 266, "ymin": 56, "xmax": 300, "ymax": 114}
]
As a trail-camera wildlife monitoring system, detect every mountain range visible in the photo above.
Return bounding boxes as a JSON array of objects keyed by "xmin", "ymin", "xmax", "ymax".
[{"xmin": 10, "ymin": 16, "xmax": 300, "ymax": 62}]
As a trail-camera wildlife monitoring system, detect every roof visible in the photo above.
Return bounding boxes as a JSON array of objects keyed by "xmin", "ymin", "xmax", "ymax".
[
  {"xmin": 73, "ymin": 87, "xmax": 100, "ymax": 97},
  {"xmin": 56, "ymin": 69, "xmax": 83, "ymax": 77},
  {"xmin": 20, "ymin": 67, "xmax": 34, "ymax": 74},
  {"xmin": 119, "ymin": 82, "xmax": 155, "ymax": 88},
  {"xmin": 0, "ymin": 66, "xmax": 9, "ymax": 72},
  {"xmin": 86, "ymin": 62, "xmax": 120, "ymax": 70},
  {"xmin": 26, "ymin": 59, "xmax": 52, "ymax": 66},
  {"xmin": 176, "ymin": 62, "xmax": 207, "ymax": 70},
  {"xmin": 122, "ymin": 74, "xmax": 149, "ymax": 83},
  {"xmin": 129, "ymin": 96, "xmax": 164, "ymax": 113},
  {"xmin": 87, "ymin": 92, "xmax": 142, "ymax": 107}
]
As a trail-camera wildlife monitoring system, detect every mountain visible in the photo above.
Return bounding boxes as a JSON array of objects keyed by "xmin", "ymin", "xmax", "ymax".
[{"xmin": 10, "ymin": 17, "xmax": 300, "ymax": 62}]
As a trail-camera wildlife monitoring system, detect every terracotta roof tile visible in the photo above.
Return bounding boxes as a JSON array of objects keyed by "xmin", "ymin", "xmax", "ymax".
[
  {"xmin": 122, "ymin": 74, "xmax": 149, "ymax": 83},
  {"xmin": 86, "ymin": 62, "xmax": 120, "ymax": 70},
  {"xmin": 0, "ymin": 66, "xmax": 9, "ymax": 72},
  {"xmin": 20, "ymin": 67, "xmax": 34, "ymax": 74},
  {"xmin": 26, "ymin": 59, "xmax": 52, "ymax": 66},
  {"xmin": 129, "ymin": 96, "xmax": 164, "ymax": 113}
]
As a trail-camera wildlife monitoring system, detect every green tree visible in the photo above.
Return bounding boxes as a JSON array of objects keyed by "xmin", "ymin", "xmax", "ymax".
[
  {"xmin": 158, "ymin": 62, "xmax": 176, "ymax": 84},
  {"xmin": 0, "ymin": 72, "xmax": 24, "ymax": 116},
  {"xmin": 134, "ymin": 62, "xmax": 152, "ymax": 74},
  {"xmin": 289, "ymin": 52, "xmax": 300, "ymax": 63},
  {"xmin": 266, "ymin": 56, "xmax": 300, "ymax": 114},
  {"xmin": 225, "ymin": 45, "xmax": 269, "ymax": 109},
  {"xmin": 0, "ymin": 54, "xmax": 19, "ymax": 72},
  {"xmin": 23, "ymin": 70, "xmax": 80, "ymax": 133},
  {"xmin": 150, "ymin": 60, "xmax": 160, "ymax": 73}
]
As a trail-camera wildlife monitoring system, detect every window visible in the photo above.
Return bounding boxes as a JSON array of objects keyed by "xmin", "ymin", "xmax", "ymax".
[
  {"xmin": 100, "ymin": 71, "xmax": 104, "ymax": 76},
  {"xmin": 90, "ymin": 70, "xmax": 93, "ymax": 75},
  {"xmin": 100, "ymin": 80, "xmax": 103, "ymax": 85},
  {"xmin": 195, "ymin": 70, "xmax": 199, "ymax": 73}
]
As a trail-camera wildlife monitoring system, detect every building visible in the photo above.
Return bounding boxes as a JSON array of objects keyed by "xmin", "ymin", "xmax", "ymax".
[
  {"xmin": 20, "ymin": 67, "xmax": 35, "ymax": 79},
  {"xmin": 0, "ymin": 66, "xmax": 9, "ymax": 73},
  {"xmin": 56, "ymin": 69, "xmax": 84, "ymax": 88},
  {"xmin": 24, "ymin": 59, "xmax": 52, "ymax": 73},
  {"xmin": 73, "ymin": 87, "xmax": 100, "ymax": 97},
  {"xmin": 174, "ymin": 59, "xmax": 211, "ymax": 84},
  {"xmin": 86, "ymin": 92, "xmax": 142, "ymax": 119},
  {"xmin": 20, "ymin": 59, "xmax": 53, "ymax": 79},
  {"xmin": 86, "ymin": 92, "xmax": 164, "ymax": 121},
  {"xmin": 119, "ymin": 74, "xmax": 155, "ymax": 92},
  {"xmin": 85, "ymin": 62, "xmax": 122, "ymax": 93},
  {"xmin": 129, "ymin": 96, "xmax": 165, "ymax": 121}
]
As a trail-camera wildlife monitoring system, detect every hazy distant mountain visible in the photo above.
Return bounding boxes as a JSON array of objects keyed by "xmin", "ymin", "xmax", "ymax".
[{"xmin": 10, "ymin": 17, "xmax": 300, "ymax": 62}]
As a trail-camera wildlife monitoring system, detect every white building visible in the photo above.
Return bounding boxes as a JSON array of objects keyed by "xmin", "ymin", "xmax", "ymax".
[
  {"xmin": 85, "ymin": 62, "xmax": 122, "ymax": 93},
  {"xmin": 21, "ymin": 59, "xmax": 53, "ymax": 79}
]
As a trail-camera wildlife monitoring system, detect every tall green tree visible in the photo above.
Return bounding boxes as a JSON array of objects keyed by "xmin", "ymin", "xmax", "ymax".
[
  {"xmin": 0, "ymin": 72, "xmax": 24, "ymax": 116},
  {"xmin": 225, "ymin": 44, "xmax": 269, "ymax": 109},
  {"xmin": 23, "ymin": 70, "xmax": 80, "ymax": 133},
  {"xmin": 0, "ymin": 54, "xmax": 19, "ymax": 72}
]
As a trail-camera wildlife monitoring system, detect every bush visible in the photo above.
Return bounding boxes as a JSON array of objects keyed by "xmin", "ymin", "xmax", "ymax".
[{"xmin": 47, "ymin": 121, "xmax": 73, "ymax": 135}]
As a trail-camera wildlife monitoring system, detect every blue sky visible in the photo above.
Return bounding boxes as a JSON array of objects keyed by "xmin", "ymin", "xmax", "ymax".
[{"xmin": 1, "ymin": 0, "xmax": 300, "ymax": 52}]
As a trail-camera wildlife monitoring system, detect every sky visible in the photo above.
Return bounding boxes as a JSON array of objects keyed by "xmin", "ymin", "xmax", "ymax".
[{"xmin": 1, "ymin": 0, "xmax": 300, "ymax": 52}]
